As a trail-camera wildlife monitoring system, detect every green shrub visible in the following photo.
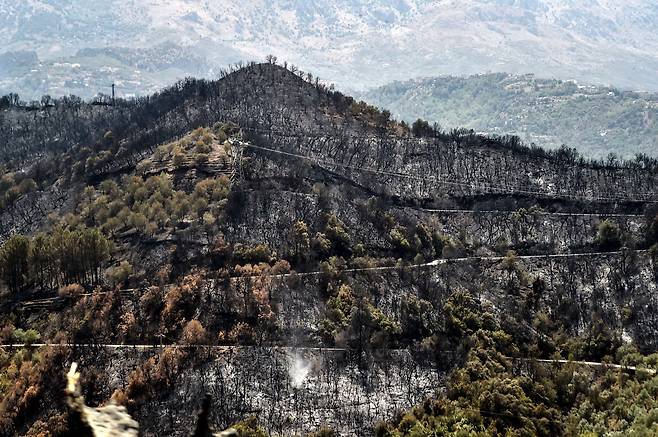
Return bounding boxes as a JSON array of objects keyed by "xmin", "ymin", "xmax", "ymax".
[
  {"xmin": 231, "ymin": 416, "xmax": 267, "ymax": 437},
  {"xmin": 389, "ymin": 226, "xmax": 412, "ymax": 255},
  {"xmin": 233, "ymin": 244, "xmax": 273, "ymax": 264},
  {"xmin": 312, "ymin": 232, "xmax": 332, "ymax": 259},
  {"xmin": 13, "ymin": 328, "xmax": 40, "ymax": 345},
  {"xmin": 107, "ymin": 260, "xmax": 133, "ymax": 286},
  {"xmin": 319, "ymin": 256, "xmax": 347, "ymax": 277},
  {"xmin": 324, "ymin": 214, "xmax": 351, "ymax": 254}
]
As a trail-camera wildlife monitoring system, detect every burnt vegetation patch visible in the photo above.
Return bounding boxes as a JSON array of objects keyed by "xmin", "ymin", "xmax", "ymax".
[{"xmin": 1, "ymin": 59, "xmax": 658, "ymax": 436}]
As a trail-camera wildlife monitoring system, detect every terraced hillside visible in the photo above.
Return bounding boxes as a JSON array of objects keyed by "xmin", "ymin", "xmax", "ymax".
[{"xmin": 2, "ymin": 63, "xmax": 658, "ymax": 436}]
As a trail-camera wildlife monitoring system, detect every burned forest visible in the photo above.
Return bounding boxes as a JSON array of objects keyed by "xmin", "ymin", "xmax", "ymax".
[{"xmin": 2, "ymin": 61, "xmax": 658, "ymax": 436}]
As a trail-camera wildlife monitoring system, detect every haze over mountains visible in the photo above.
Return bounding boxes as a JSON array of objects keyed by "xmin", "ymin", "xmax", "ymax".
[
  {"xmin": 2, "ymin": 0, "xmax": 658, "ymax": 100},
  {"xmin": 363, "ymin": 73, "xmax": 658, "ymax": 159}
]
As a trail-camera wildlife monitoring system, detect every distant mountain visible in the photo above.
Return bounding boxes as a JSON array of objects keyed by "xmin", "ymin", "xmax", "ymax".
[
  {"xmin": 362, "ymin": 73, "xmax": 658, "ymax": 158},
  {"xmin": 1, "ymin": 0, "xmax": 658, "ymax": 98}
]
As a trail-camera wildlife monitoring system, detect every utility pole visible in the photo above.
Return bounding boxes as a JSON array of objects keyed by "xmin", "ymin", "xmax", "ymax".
[{"xmin": 111, "ymin": 83, "xmax": 115, "ymax": 106}]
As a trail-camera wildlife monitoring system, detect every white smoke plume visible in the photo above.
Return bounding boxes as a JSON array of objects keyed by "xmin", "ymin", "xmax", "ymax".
[{"xmin": 289, "ymin": 352, "xmax": 312, "ymax": 388}]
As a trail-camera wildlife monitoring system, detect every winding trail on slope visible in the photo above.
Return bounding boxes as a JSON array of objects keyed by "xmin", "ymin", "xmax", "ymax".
[
  {"xmin": 511, "ymin": 357, "xmax": 656, "ymax": 375},
  {"xmin": 410, "ymin": 208, "xmax": 645, "ymax": 218},
  {"xmin": 1, "ymin": 343, "xmax": 654, "ymax": 375},
  {"xmin": 16, "ymin": 249, "xmax": 646, "ymax": 309}
]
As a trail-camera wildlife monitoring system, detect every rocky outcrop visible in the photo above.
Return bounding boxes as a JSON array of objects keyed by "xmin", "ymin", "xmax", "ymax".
[{"xmin": 66, "ymin": 362, "xmax": 139, "ymax": 436}]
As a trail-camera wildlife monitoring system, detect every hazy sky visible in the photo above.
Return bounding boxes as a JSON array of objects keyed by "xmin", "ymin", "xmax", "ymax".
[{"xmin": 1, "ymin": 0, "xmax": 658, "ymax": 98}]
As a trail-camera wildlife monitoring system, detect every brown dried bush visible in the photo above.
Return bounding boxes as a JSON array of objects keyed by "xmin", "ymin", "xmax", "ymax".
[{"xmin": 58, "ymin": 283, "xmax": 84, "ymax": 299}]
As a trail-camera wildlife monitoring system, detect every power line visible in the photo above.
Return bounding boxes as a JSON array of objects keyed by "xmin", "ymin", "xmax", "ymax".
[
  {"xmin": 17, "ymin": 250, "xmax": 647, "ymax": 309},
  {"xmin": 404, "ymin": 207, "xmax": 646, "ymax": 218},
  {"xmin": 224, "ymin": 188, "xmax": 648, "ymax": 218},
  {"xmin": 2, "ymin": 344, "xmax": 652, "ymax": 376},
  {"xmin": 235, "ymin": 141, "xmax": 658, "ymax": 204},
  {"xmin": 512, "ymin": 357, "xmax": 656, "ymax": 375}
]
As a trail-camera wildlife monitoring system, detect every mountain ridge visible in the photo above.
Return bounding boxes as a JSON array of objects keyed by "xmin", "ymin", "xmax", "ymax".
[{"xmin": 3, "ymin": 62, "xmax": 658, "ymax": 234}]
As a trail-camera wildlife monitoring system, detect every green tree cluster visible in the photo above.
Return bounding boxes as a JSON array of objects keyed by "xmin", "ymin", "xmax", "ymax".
[
  {"xmin": 150, "ymin": 127, "xmax": 232, "ymax": 171},
  {"xmin": 0, "ymin": 227, "xmax": 111, "ymax": 293},
  {"xmin": 378, "ymin": 289, "xmax": 658, "ymax": 437},
  {"xmin": 388, "ymin": 224, "xmax": 441, "ymax": 261},
  {"xmin": 320, "ymin": 283, "xmax": 401, "ymax": 349},
  {"xmin": 309, "ymin": 214, "xmax": 353, "ymax": 261},
  {"xmin": 81, "ymin": 172, "xmax": 230, "ymax": 237}
]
